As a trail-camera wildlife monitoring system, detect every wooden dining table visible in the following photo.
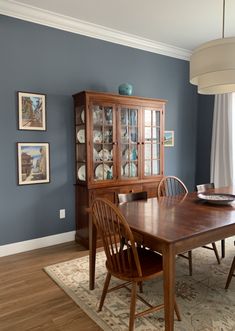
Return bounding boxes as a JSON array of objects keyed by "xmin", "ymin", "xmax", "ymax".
[{"xmin": 89, "ymin": 187, "xmax": 235, "ymax": 331}]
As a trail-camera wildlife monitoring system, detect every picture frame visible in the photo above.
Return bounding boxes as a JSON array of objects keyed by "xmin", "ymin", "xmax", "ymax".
[
  {"xmin": 18, "ymin": 91, "xmax": 46, "ymax": 130},
  {"xmin": 164, "ymin": 131, "xmax": 174, "ymax": 147},
  {"xmin": 17, "ymin": 142, "xmax": 50, "ymax": 185}
]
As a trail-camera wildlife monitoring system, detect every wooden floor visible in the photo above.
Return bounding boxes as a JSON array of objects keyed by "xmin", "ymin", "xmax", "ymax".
[{"xmin": 0, "ymin": 242, "xmax": 102, "ymax": 331}]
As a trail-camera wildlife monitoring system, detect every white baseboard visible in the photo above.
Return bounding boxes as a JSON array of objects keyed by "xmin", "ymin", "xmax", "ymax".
[{"xmin": 0, "ymin": 231, "xmax": 76, "ymax": 257}]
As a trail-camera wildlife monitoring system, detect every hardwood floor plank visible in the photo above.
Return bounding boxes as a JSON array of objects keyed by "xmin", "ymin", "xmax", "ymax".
[{"xmin": 0, "ymin": 242, "xmax": 102, "ymax": 331}]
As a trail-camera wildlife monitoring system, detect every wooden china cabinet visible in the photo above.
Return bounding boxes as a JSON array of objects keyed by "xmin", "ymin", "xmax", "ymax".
[{"xmin": 73, "ymin": 90, "xmax": 166, "ymax": 248}]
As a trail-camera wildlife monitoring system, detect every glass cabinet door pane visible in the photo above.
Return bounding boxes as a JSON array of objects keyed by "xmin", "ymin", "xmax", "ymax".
[
  {"xmin": 144, "ymin": 160, "xmax": 151, "ymax": 176},
  {"xmin": 92, "ymin": 104, "xmax": 114, "ymax": 181},
  {"xmin": 152, "ymin": 111, "xmax": 160, "ymax": 126},
  {"xmin": 130, "ymin": 127, "xmax": 138, "ymax": 143},
  {"xmin": 145, "ymin": 144, "xmax": 151, "ymax": 159},
  {"xmin": 130, "ymin": 109, "xmax": 137, "ymax": 126},
  {"xmin": 121, "ymin": 126, "xmax": 129, "ymax": 143},
  {"xmin": 130, "ymin": 146, "xmax": 138, "ymax": 161},
  {"xmin": 145, "ymin": 127, "xmax": 151, "ymax": 142},
  {"xmin": 144, "ymin": 110, "xmax": 151, "ymax": 126},
  {"xmin": 152, "ymin": 127, "xmax": 160, "ymax": 143},
  {"xmin": 152, "ymin": 144, "xmax": 160, "ymax": 159},
  {"xmin": 152, "ymin": 160, "xmax": 160, "ymax": 175},
  {"xmin": 121, "ymin": 108, "xmax": 128, "ymax": 125},
  {"xmin": 104, "ymin": 107, "xmax": 113, "ymax": 125},
  {"xmin": 144, "ymin": 109, "xmax": 161, "ymax": 177},
  {"xmin": 120, "ymin": 106, "xmax": 139, "ymax": 179},
  {"xmin": 121, "ymin": 145, "xmax": 129, "ymax": 162}
]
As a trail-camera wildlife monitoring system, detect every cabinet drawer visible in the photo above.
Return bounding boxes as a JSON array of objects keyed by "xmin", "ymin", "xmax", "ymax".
[
  {"xmin": 90, "ymin": 188, "xmax": 116, "ymax": 203},
  {"xmin": 118, "ymin": 185, "xmax": 142, "ymax": 194}
]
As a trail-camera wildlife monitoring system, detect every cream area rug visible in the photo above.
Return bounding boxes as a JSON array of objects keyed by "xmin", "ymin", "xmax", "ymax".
[{"xmin": 44, "ymin": 237, "xmax": 235, "ymax": 331}]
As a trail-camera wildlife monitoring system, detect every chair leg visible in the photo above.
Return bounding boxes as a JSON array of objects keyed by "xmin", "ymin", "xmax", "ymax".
[
  {"xmin": 221, "ymin": 239, "xmax": 225, "ymax": 258},
  {"xmin": 212, "ymin": 242, "xmax": 220, "ymax": 264},
  {"xmin": 98, "ymin": 272, "xmax": 111, "ymax": 311},
  {"xmin": 225, "ymin": 257, "xmax": 235, "ymax": 289},
  {"xmin": 129, "ymin": 282, "xmax": 137, "ymax": 331},
  {"xmin": 188, "ymin": 250, "xmax": 193, "ymax": 276},
  {"xmin": 174, "ymin": 299, "xmax": 181, "ymax": 321}
]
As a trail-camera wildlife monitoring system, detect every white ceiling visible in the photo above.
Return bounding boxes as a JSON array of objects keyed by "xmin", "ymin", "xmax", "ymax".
[{"xmin": 1, "ymin": 0, "xmax": 235, "ymax": 59}]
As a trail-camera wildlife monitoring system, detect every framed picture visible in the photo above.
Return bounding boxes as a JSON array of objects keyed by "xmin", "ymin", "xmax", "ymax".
[
  {"xmin": 164, "ymin": 131, "xmax": 174, "ymax": 147},
  {"xmin": 17, "ymin": 143, "xmax": 50, "ymax": 185},
  {"xmin": 18, "ymin": 91, "xmax": 46, "ymax": 130}
]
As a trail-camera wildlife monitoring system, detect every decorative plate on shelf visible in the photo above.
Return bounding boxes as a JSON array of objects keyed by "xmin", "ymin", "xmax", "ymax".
[
  {"xmin": 77, "ymin": 165, "xmax": 86, "ymax": 181},
  {"xmin": 121, "ymin": 128, "xmax": 129, "ymax": 143},
  {"xmin": 81, "ymin": 110, "xmax": 85, "ymax": 123},
  {"xmin": 197, "ymin": 193, "xmax": 235, "ymax": 205},
  {"xmin": 93, "ymin": 107, "xmax": 102, "ymax": 124},
  {"xmin": 93, "ymin": 148, "xmax": 99, "ymax": 161},
  {"xmin": 95, "ymin": 164, "xmax": 111, "ymax": 180},
  {"xmin": 93, "ymin": 130, "xmax": 103, "ymax": 144},
  {"xmin": 77, "ymin": 129, "xmax": 85, "ymax": 143},
  {"xmin": 103, "ymin": 129, "xmax": 112, "ymax": 143},
  {"xmin": 98, "ymin": 149, "xmax": 111, "ymax": 161},
  {"xmin": 121, "ymin": 165, "xmax": 125, "ymax": 176},
  {"xmin": 122, "ymin": 148, "xmax": 129, "ymax": 161},
  {"xmin": 124, "ymin": 162, "xmax": 137, "ymax": 177}
]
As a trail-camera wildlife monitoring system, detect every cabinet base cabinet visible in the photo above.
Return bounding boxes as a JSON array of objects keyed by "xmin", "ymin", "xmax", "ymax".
[{"xmin": 75, "ymin": 181, "xmax": 160, "ymax": 248}]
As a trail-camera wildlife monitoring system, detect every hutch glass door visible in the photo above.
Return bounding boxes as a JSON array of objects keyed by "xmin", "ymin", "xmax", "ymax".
[
  {"xmin": 119, "ymin": 106, "xmax": 139, "ymax": 179},
  {"xmin": 92, "ymin": 104, "xmax": 114, "ymax": 181},
  {"xmin": 143, "ymin": 108, "xmax": 161, "ymax": 177}
]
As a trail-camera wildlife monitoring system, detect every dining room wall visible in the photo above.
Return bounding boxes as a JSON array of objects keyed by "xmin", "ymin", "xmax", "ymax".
[
  {"xmin": 195, "ymin": 95, "xmax": 214, "ymax": 186},
  {"xmin": 0, "ymin": 14, "xmax": 198, "ymax": 246}
]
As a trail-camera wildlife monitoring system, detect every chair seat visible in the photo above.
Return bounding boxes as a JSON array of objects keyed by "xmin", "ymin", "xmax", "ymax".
[{"xmin": 106, "ymin": 247, "xmax": 163, "ymax": 282}]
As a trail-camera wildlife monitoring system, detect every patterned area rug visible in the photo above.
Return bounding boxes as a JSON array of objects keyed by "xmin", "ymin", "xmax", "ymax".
[{"xmin": 44, "ymin": 238, "xmax": 235, "ymax": 331}]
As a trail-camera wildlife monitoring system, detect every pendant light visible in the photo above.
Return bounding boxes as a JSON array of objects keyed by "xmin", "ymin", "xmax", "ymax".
[{"xmin": 190, "ymin": 0, "xmax": 235, "ymax": 94}]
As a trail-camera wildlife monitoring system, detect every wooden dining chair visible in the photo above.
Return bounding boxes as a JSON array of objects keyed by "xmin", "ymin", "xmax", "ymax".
[
  {"xmin": 225, "ymin": 241, "xmax": 235, "ymax": 289},
  {"xmin": 91, "ymin": 197, "xmax": 181, "ymax": 331},
  {"xmin": 196, "ymin": 183, "xmax": 225, "ymax": 259},
  {"xmin": 196, "ymin": 183, "xmax": 214, "ymax": 193},
  {"xmin": 117, "ymin": 191, "xmax": 147, "ymax": 204},
  {"xmin": 117, "ymin": 191, "xmax": 148, "ymax": 293},
  {"xmin": 157, "ymin": 176, "xmax": 193, "ymax": 275},
  {"xmin": 157, "ymin": 176, "xmax": 188, "ymax": 198}
]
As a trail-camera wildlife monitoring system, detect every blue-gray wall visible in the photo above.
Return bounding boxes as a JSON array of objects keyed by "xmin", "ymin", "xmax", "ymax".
[
  {"xmin": 0, "ymin": 15, "xmax": 199, "ymax": 246},
  {"xmin": 195, "ymin": 95, "xmax": 214, "ymax": 185}
]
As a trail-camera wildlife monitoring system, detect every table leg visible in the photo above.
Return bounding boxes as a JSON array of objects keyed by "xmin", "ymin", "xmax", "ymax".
[
  {"xmin": 163, "ymin": 244, "xmax": 176, "ymax": 331},
  {"xmin": 89, "ymin": 216, "xmax": 97, "ymax": 290}
]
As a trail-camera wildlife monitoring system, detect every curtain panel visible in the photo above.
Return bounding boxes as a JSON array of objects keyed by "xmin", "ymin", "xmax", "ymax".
[{"xmin": 210, "ymin": 93, "xmax": 234, "ymax": 187}]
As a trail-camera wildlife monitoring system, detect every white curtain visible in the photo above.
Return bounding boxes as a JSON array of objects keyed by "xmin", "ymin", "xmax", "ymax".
[{"xmin": 210, "ymin": 93, "xmax": 234, "ymax": 188}]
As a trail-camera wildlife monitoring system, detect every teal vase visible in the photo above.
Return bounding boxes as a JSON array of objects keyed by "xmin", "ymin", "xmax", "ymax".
[{"xmin": 118, "ymin": 83, "xmax": 133, "ymax": 96}]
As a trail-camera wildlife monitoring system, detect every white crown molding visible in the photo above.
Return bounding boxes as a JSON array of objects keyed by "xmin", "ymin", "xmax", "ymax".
[
  {"xmin": 0, "ymin": 0, "xmax": 191, "ymax": 61},
  {"xmin": 0, "ymin": 231, "xmax": 75, "ymax": 257}
]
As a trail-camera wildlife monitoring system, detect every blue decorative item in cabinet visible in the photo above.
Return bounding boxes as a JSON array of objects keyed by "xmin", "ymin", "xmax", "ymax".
[{"xmin": 118, "ymin": 83, "xmax": 133, "ymax": 96}]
